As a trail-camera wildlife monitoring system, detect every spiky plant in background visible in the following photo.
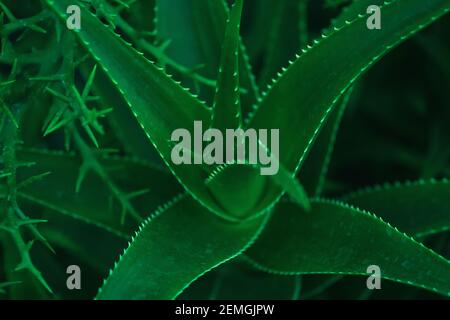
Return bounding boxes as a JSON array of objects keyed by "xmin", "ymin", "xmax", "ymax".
[{"xmin": 1, "ymin": 0, "xmax": 450, "ymax": 299}]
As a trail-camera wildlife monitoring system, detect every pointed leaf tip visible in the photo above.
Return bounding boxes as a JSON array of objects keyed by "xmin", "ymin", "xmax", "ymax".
[{"xmin": 211, "ymin": 0, "xmax": 245, "ymax": 130}]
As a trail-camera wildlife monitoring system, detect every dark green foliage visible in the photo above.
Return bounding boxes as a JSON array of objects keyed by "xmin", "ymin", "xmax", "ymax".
[{"xmin": 0, "ymin": 0, "xmax": 450, "ymax": 300}]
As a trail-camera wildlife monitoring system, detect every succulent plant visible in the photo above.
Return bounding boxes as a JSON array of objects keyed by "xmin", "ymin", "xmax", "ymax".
[{"xmin": 1, "ymin": 0, "xmax": 450, "ymax": 300}]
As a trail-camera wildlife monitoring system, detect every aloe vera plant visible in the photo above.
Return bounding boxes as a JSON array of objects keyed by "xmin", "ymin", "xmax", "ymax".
[{"xmin": 1, "ymin": 0, "xmax": 450, "ymax": 300}]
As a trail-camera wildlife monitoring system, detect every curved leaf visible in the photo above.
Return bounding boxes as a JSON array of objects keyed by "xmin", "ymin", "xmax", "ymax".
[
  {"xmin": 212, "ymin": 0, "xmax": 243, "ymax": 130},
  {"xmin": 247, "ymin": 0, "xmax": 450, "ymax": 174},
  {"xmin": 44, "ymin": 0, "xmax": 234, "ymax": 218},
  {"xmin": 253, "ymin": 0, "xmax": 302, "ymax": 88},
  {"xmin": 156, "ymin": 0, "xmax": 260, "ymax": 112},
  {"xmin": 299, "ymin": 87, "xmax": 354, "ymax": 196},
  {"xmin": 46, "ymin": 0, "xmax": 321, "ymax": 222},
  {"xmin": 96, "ymin": 194, "xmax": 269, "ymax": 299},
  {"xmin": 331, "ymin": 0, "xmax": 384, "ymax": 29},
  {"xmin": 205, "ymin": 162, "xmax": 311, "ymax": 219},
  {"xmin": 239, "ymin": 0, "xmax": 450, "ymax": 218},
  {"xmin": 272, "ymin": 179, "xmax": 450, "ymax": 299},
  {"xmin": 245, "ymin": 199, "xmax": 450, "ymax": 296},
  {"xmin": 342, "ymin": 179, "xmax": 450, "ymax": 238}
]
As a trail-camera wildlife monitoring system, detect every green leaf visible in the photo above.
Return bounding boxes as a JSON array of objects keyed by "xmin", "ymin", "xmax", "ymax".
[
  {"xmin": 96, "ymin": 194, "xmax": 269, "ymax": 299},
  {"xmin": 155, "ymin": 0, "xmax": 259, "ymax": 114},
  {"xmin": 269, "ymin": 164, "xmax": 311, "ymax": 211},
  {"xmin": 44, "ymin": 0, "xmax": 234, "ymax": 219},
  {"xmin": 247, "ymin": 0, "xmax": 450, "ymax": 173},
  {"xmin": 155, "ymin": 0, "xmax": 221, "ymax": 83},
  {"xmin": 330, "ymin": 0, "xmax": 384, "ymax": 28},
  {"xmin": 241, "ymin": 0, "xmax": 450, "ymax": 216},
  {"xmin": 16, "ymin": 149, "xmax": 181, "ymax": 238},
  {"xmin": 205, "ymin": 162, "xmax": 311, "ymax": 219},
  {"xmin": 299, "ymin": 87, "xmax": 354, "ymax": 197},
  {"xmin": 46, "ymin": 0, "xmax": 311, "ymax": 221},
  {"xmin": 283, "ymin": 179, "xmax": 450, "ymax": 299},
  {"xmin": 245, "ymin": 199, "xmax": 450, "ymax": 296},
  {"xmin": 212, "ymin": 0, "xmax": 244, "ymax": 130},
  {"xmin": 342, "ymin": 179, "xmax": 450, "ymax": 238},
  {"xmin": 252, "ymin": 0, "xmax": 302, "ymax": 88},
  {"xmin": 205, "ymin": 164, "xmax": 267, "ymax": 219}
]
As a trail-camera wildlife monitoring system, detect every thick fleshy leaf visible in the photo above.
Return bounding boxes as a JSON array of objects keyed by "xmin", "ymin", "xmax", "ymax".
[
  {"xmin": 293, "ymin": 179, "xmax": 450, "ymax": 299},
  {"xmin": 156, "ymin": 0, "xmax": 260, "ymax": 113},
  {"xmin": 242, "ymin": 0, "xmax": 450, "ymax": 215},
  {"xmin": 299, "ymin": 87, "xmax": 353, "ymax": 197},
  {"xmin": 247, "ymin": 0, "xmax": 450, "ymax": 173},
  {"xmin": 16, "ymin": 149, "xmax": 180, "ymax": 238},
  {"xmin": 342, "ymin": 179, "xmax": 450, "ymax": 238},
  {"xmin": 155, "ymin": 0, "xmax": 222, "ymax": 85},
  {"xmin": 212, "ymin": 0, "xmax": 243, "ymax": 130},
  {"xmin": 270, "ymin": 164, "xmax": 311, "ymax": 211},
  {"xmin": 46, "ymin": 0, "xmax": 274, "ymax": 223},
  {"xmin": 205, "ymin": 162, "xmax": 310, "ymax": 219},
  {"xmin": 331, "ymin": 0, "xmax": 385, "ymax": 29},
  {"xmin": 205, "ymin": 165, "xmax": 267, "ymax": 219},
  {"xmin": 96, "ymin": 195, "xmax": 269, "ymax": 299},
  {"xmin": 245, "ymin": 0, "xmax": 301, "ymax": 88},
  {"xmin": 44, "ymin": 0, "xmax": 233, "ymax": 218},
  {"xmin": 245, "ymin": 200, "xmax": 450, "ymax": 296}
]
